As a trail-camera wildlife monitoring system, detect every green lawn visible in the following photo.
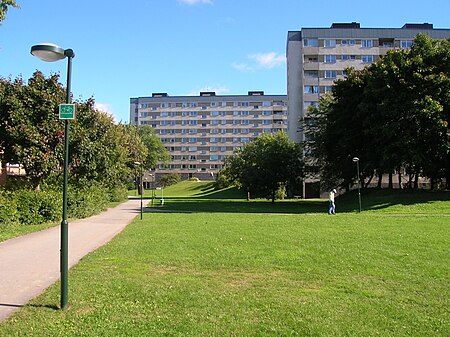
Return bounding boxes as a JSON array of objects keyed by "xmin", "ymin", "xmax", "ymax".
[{"xmin": 1, "ymin": 182, "xmax": 449, "ymax": 336}]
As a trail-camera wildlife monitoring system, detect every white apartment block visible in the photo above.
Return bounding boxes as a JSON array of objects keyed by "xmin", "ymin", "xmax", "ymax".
[
  {"xmin": 286, "ymin": 22, "xmax": 450, "ymax": 144},
  {"xmin": 130, "ymin": 91, "xmax": 287, "ymax": 180}
]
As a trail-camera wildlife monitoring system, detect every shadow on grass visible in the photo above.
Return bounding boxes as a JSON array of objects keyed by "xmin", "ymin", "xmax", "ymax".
[{"xmin": 147, "ymin": 187, "xmax": 450, "ymax": 215}]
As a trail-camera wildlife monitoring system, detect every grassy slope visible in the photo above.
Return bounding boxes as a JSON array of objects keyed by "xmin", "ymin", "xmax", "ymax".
[{"xmin": 1, "ymin": 182, "xmax": 449, "ymax": 336}]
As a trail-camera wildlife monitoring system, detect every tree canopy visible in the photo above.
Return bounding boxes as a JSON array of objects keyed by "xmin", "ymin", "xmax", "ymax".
[
  {"xmin": 221, "ymin": 131, "xmax": 304, "ymax": 202},
  {"xmin": 0, "ymin": 72, "xmax": 166, "ymax": 190},
  {"xmin": 307, "ymin": 34, "xmax": 450, "ymax": 190}
]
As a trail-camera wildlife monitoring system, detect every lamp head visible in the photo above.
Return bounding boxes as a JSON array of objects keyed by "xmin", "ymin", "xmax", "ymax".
[
  {"xmin": 31, "ymin": 43, "xmax": 75, "ymax": 62},
  {"xmin": 352, "ymin": 157, "xmax": 359, "ymax": 162}
]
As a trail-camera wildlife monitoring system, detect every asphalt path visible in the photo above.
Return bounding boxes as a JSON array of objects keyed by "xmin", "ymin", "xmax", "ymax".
[{"xmin": 0, "ymin": 198, "xmax": 142, "ymax": 322}]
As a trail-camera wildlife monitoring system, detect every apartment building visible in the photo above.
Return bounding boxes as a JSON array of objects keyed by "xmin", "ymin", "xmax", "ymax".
[
  {"xmin": 130, "ymin": 91, "xmax": 287, "ymax": 180},
  {"xmin": 286, "ymin": 22, "xmax": 450, "ymax": 143}
]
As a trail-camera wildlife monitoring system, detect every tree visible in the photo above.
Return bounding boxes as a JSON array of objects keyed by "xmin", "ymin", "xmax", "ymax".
[
  {"xmin": 308, "ymin": 34, "xmax": 450, "ymax": 190},
  {"xmin": 0, "ymin": 72, "xmax": 65, "ymax": 190},
  {"xmin": 0, "ymin": 72, "xmax": 149, "ymax": 190},
  {"xmin": 136, "ymin": 125, "xmax": 170, "ymax": 170},
  {"xmin": 0, "ymin": 0, "xmax": 18, "ymax": 25},
  {"xmin": 222, "ymin": 131, "xmax": 303, "ymax": 203}
]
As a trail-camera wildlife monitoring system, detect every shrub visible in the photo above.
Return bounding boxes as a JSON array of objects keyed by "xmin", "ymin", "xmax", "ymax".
[
  {"xmin": 0, "ymin": 191, "xmax": 19, "ymax": 226},
  {"xmin": 68, "ymin": 185, "xmax": 110, "ymax": 219},
  {"xmin": 15, "ymin": 190, "xmax": 61, "ymax": 226},
  {"xmin": 160, "ymin": 173, "xmax": 182, "ymax": 187}
]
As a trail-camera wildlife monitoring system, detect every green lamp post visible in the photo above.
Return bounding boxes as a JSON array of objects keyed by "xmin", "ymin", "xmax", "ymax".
[{"xmin": 31, "ymin": 43, "xmax": 75, "ymax": 310}]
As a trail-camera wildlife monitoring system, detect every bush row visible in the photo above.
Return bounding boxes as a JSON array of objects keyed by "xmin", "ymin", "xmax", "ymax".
[{"xmin": 0, "ymin": 185, "xmax": 127, "ymax": 227}]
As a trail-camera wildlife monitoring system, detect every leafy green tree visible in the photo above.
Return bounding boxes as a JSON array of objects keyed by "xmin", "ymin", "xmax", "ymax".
[
  {"xmin": 309, "ymin": 34, "xmax": 450, "ymax": 190},
  {"xmin": 222, "ymin": 131, "xmax": 303, "ymax": 202},
  {"xmin": 136, "ymin": 125, "xmax": 170, "ymax": 170},
  {"xmin": 0, "ymin": 72, "xmax": 65, "ymax": 189},
  {"xmin": 0, "ymin": 0, "xmax": 18, "ymax": 25}
]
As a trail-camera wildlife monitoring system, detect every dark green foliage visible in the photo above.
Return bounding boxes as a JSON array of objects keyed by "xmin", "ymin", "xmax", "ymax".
[
  {"xmin": 221, "ymin": 131, "xmax": 304, "ymax": 202},
  {"xmin": 67, "ymin": 185, "xmax": 110, "ymax": 219},
  {"xmin": 14, "ymin": 190, "xmax": 61, "ymax": 226},
  {"xmin": 0, "ymin": 190, "xmax": 18, "ymax": 226},
  {"xmin": 308, "ymin": 34, "xmax": 450, "ymax": 190},
  {"xmin": 159, "ymin": 172, "xmax": 181, "ymax": 187}
]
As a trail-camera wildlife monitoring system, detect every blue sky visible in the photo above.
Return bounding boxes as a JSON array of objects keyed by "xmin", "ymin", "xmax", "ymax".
[{"xmin": 1, "ymin": 0, "xmax": 449, "ymax": 122}]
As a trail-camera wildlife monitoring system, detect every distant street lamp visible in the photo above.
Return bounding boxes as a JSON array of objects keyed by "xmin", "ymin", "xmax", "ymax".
[
  {"xmin": 134, "ymin": 161, "xmax": 143, "ymax": 220},
  {"xmin": 31, "ymin": 43, "xmax": 75, "ymax": 310},
  {"xmin": 352, "ymin": 157, "xmax": 362, "ymax": 213}
]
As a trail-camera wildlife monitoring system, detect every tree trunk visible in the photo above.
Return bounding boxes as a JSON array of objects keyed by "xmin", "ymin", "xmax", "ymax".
[
  {"xmin": 414, "ymin": 174, "xmax": 419, "ymax": 189},
  {"xmin": 388, "ymin": 172, "xmax": 393, "ymax": 189},
  {"xmin": 377, "ymin": 173, "xmax": 383, "ymax": 189},
  {"xmin": 398, "ymin": 167, "xmax": 402, "ymax": 189}
]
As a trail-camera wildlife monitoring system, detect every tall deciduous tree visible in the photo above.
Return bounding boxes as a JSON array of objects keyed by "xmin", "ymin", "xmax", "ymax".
[
  {"xmin": 222, "ymin": 131, "xmax": 303, "ymax": 202},
  {"xmin": 308, "ymin": 34, "xmax": 450, "ymax": 190},
  {"xmin": 136, "ymin": 124, "xmax": 170, "ymax": 170}
]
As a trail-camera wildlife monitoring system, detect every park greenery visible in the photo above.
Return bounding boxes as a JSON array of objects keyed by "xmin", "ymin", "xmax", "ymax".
[
  {"xmin": 0, "ymin": 71, "xmax": 168, "ymax": 229},
  {"xmin": 0, "ymin": 0, "xmax": 18, "ymax": 25},
  {"xmin": 219, "ymin": 131, "xmax": 304, "ymax": 202},
  {"xmin": 0, "ymin": 181, "xmax": 448, "ymax": 336},
  {"xmin": 307, "ymin": 33, "xmax": 450, "ymax": 191}
]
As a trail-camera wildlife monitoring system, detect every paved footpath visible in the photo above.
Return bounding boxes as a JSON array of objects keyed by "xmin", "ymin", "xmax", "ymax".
[{"xmin": 0, "ymin": 198, "xmax": 142, "ymax": 322}]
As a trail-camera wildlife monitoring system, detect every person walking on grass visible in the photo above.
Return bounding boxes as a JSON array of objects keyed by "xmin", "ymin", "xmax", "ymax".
[{"xmin": 329, "ymin": 189, "xmax": 337, "ymax": 215}]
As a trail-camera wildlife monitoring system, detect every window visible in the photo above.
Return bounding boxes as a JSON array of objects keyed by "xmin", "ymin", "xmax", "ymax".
[
  {"xmin": 342, "ymin": 55, "xmax": 356, "ymax": 61},
  {"xmin": 304, "ymin": 38, "xmax": 319, "ymax": 47},
  {"xmin": 210, "ymin": 155, "xmax": 219, "ymax": 161},
  {"xmin": 324, "ymin": 86, "xmax": 333, "ymax": 93},
  {"xmin": 304, "ymin": 71, "xmax": 319, "ymax": 78},
  {"xmin": 210, "ymin": 111, "xmax": 219, "ymax": 116},
  {"xmin": 160, "ymin": 112, "xmax": 169, "ymax": 117},
  {"xmin": 341, "ymin": 39, "xmax": 356, "ymax": 46},
  {"xmin": 241, "ymin": 120, "xmax": 249, "ymax": 125},
  {"xmin": 325, "ymin": 55, "xmax": 336, "ymax": 63},
  {"xmin": 188, "ymin": 146, "xmax": 197, "ymax": 152},
  {"xmin": 188, "ymin": 138, "xmax": 197, "ymax": 143},
  {"xmin": 210, "ymin": 138, "xmax": 218, "ymax": 143},
  {"xmin": 241, "ymin": 111, "xmax": 249, "ymax": 116},
  {"xmin": 362, "ymin": 55, "xmax": 374, "ymax": 63},
  {"xmin": 189, "ymin": 129, "xmax": 197, "ymax": 134},
  {"xmin": 189, "ymin": 120, "xmax": 197, "ymax": 125},
  {"xmin": 361, "ymin": 40, "xmax": 373, "ymax": 48},
  {"xmin": 189, "ymin": 155, "xmax": 197, "ymax": 160},
  {"xmin": 160, "ymin": 120, "xmax": 169, "ymax": 126},
  {"xmin": 241, "ymin": 138, "xmax": 250, "ymax": 143},
  {"xmin": 324, "ymin": 70, "xmax": 337, "ymax": 78},
  {"xmin": 189, "ymin": 111, "xmax": 198, "ymax": 117},
  {"xmin": 190, "ymin": 102, "xmax": 198, "ymax": 108},
  {"xmin": 324, "ymin": 39, "xmax": 336, "ymax": 48},
  {"xmin": 210, "ymin": 146, "xmax": 218, "ymax": 152},
  {"xmin": 400, "ymin": 40, "xmax": 413, "ymax": 49},
  {"xmin": 304, "ymin": 86, "xmax": 319, "ymax": 94},
  {"xmin": 263, "ymin": 120, "xmax": 272, "ymax": 125}
]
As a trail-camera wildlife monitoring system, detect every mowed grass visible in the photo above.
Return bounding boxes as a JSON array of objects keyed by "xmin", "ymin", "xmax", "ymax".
[{"xmin": 1, "ymin": 182, "xmax": 449, "ymax": 336}]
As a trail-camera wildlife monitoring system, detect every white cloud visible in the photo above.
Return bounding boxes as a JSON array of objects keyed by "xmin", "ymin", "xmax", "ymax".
[
  {"xmin": 185, "ymin": 85, "xmax": 230, "ymax": 96},
  {"xmin": 94, "ymin": 102, "xmax": 120, "ymax": 123},
  {"xmin": 231, "ymin": 62, "xmax": 254, "ymax": 72},
  {"xmin": 249, "ymin": 52, "xmax": 286, "ymax": 69},
  {"xmin": 177, "ymin": 0, "xmax": 213, "ymax": 5},
  {"xmin": 233, "ymin": 52, "xmax": 286, "ymax": 72}
]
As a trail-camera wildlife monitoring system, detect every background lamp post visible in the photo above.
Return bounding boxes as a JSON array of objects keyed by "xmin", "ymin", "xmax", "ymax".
[
  {"xmin": 31, "ymin": 43, "xmax": 75, "ymax": 310},
  {"xmin": 134, "ymin": 162, "xmax": 143, "ymax": 220},
  {"xmin": 352, "ymin": 157, "xmax": 362, "ymax": 213}
]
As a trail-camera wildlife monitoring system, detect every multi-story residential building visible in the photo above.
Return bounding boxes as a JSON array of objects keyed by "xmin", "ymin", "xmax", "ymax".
[
  {"xmin": 286, "ymin": 22, "xmax": 450, "ymax": 197},
  {"xmin": 286, "ymin": 22, "xmax": 450, "ymax": 144},
  {"xmin": 130, "ymin": 91, "xmax": 287, "ymax": 180}
]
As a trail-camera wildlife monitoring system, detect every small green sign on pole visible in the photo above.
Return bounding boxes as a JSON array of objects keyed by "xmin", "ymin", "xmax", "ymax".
[{"xmin": 59, "ymin": 104, "xmax": 75, "ymax": 120}]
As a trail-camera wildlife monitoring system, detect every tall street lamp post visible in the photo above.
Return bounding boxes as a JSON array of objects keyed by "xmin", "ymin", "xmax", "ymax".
[
  {"xmin": 352, "ymin": 157, "xmax": 362, "ymax": 213},
  {"xmin": 31, "ymin": 43, "xmax": 75, "ymax": 310}
]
